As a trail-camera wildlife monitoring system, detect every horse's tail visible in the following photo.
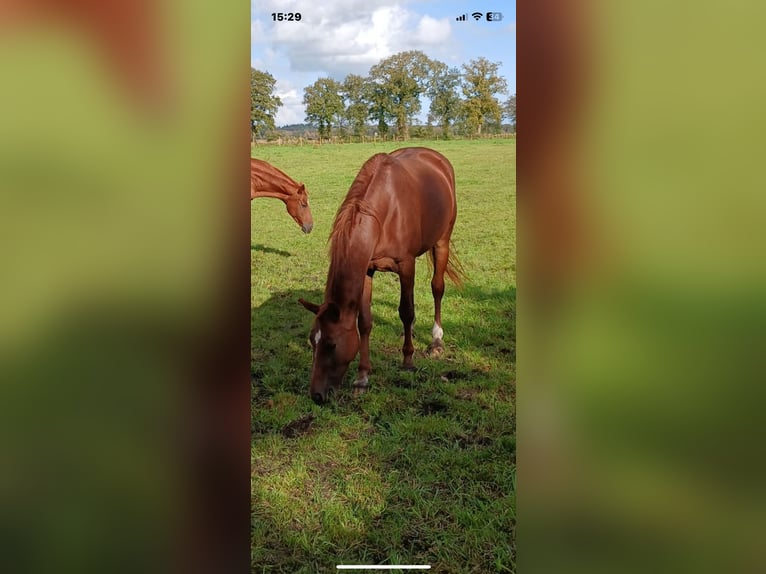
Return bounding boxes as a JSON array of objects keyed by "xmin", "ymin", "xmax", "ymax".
[
  {"xmin": 427, "ymin": 242, "xmax": 467, "ymax": 288},
  {"xmin": 445, "ymin": 243, "xmax": 467, "ymax": 288}
]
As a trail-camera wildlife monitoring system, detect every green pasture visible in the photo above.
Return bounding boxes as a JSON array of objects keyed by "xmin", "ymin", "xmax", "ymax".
[{"xmin": 251, "ymin": 139, "xmax": 515, "ymax": 573}]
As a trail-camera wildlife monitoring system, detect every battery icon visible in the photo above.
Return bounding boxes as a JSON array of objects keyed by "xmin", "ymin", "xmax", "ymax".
[{"xmin": 486, "ymin": 12, "xmax": 503, "ymax": 22}]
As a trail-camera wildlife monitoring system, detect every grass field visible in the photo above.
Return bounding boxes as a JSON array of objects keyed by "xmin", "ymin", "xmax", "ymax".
[{"xmin": 251, "ymin": 139, "xmax": 515, "ymax": 573}]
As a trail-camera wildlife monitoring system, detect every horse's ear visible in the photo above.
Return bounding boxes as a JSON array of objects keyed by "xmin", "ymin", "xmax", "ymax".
[{"xmin": 298, "ymin": 298, "xmax": 320, "ymax": 314}]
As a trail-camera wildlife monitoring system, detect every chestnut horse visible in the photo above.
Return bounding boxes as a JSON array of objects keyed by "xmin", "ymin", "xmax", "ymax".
[
  {"xmin": 251, "ymin": 158, "xmax": 314, "ymax": 233},
  {"xmin": 299, "ymin": 147, "xmax": 463, "ymax": 404}
]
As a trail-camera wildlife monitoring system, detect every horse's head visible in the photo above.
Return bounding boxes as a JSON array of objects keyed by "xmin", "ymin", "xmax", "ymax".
[
  {"xmin": 285, "ymin": 183, "xmax": 314, "ymax": 234},
  {"xmin": 299, "ymin": 298, "xmax": 359, "ymax": 404}
]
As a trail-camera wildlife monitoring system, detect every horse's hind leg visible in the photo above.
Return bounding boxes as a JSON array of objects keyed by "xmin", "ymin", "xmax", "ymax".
[
  {"xmin": 427, "ymin": 241, "xmax": 450, "ymax": 357},
  {"xmin": 398, "ymin": 259, "xmax": 417, "ymax": 370},
  {"xmin": 353, "ymin": 273, "xmax": 374, "ymax": 396}
]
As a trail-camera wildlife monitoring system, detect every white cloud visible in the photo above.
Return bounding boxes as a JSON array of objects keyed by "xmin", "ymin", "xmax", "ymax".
[
  {"xmin": 250, "ymin": 0, "xmax": 483, "ymax": 126},
  {"xmin": 415, "ymin": 15, "xmax": 450, "ymax": 44},
  {"xmin": 274, "ymin": 80, "xmax": 305, "ymax": 126},
  {"xmin": 251, "ymin": 19, "xmax": 266, "ymax": 43},
  {"xmin": 253, "ymin": 2, "xmax": 454, "ymax": 78}
]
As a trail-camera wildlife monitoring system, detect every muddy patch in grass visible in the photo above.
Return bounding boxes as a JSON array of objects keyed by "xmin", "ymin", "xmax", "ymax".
[
  {"xmin": 418, "ymin": 398, "xmax": 449, "ymax": 416},
  {"xmin": 454, "ymin": 388, "xmax": 480, "ymax": 401},
  {"xmin": 281, "ymin": 413, "xmax": 315, "ymax": 438},
  {"xmin": 440, "ymin": 370, "xmax": 466, "ymax": 382},
  {"xmin": 391, "ymin": 376, "xmax": 414, "ymax": 389},
  {"xmin": 440, "ymin": 367, "xmax": 490, "ymax": 382},
  {"xmin": 456, "ymin": 433, "xmax": 493, "ymax": 449}
]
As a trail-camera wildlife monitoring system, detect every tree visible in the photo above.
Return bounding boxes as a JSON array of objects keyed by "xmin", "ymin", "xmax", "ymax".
[
  {"xmin": 303, "ymin": 78, "xmax": 344, "ymax": 139},
  {"xmin": 251, "ymin": 68, "xmax": 282, "ymax": 139},
  {"xmin": 365, "ymin": 78, "xmax": 393, "ymax": 137},
  {"xmin": 503, "ymin": 94, "xmax": 516, "ymax": 129},
  {"xmin": 427, "ymin": 61, "xmax": 463, "ymax": 137},
  {"xmin": 461, "ymin": 57, "xmax": 508, "ymax": 136},
  {"xmin": 369, "ymin": 50, "xmax": 433, "ymax": 139},
  {"xmin": 342, "ymin": 74, "xmax": 369, "ymax": 138}
]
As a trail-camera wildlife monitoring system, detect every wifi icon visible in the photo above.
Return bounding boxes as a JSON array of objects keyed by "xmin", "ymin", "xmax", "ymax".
[{"xmin": 471, "ymin": 12, "xmax": 483, "ymax": 20}]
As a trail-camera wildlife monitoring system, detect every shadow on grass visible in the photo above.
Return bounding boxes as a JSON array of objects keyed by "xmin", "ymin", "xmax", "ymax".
[
  {"xmin": 448, "ymin": 283, "xmax": 516, "ymax": 364},
  {"xmin": 251, "ymin": 287, "xmax": 322, "ymax": 401},
  {"xmin": 358, "ymin": 282, "xmax": 516, "ymax": 372},
  {"xmin": 251, "ymin": 285, "xmax": 515, "ymax": 572},
  {"xmin": 251, "ymin": 243, "xmax": 293, "ymax": 257},
  {"xmin": 251, "ymin": 284, "xmax": 515, "ymax": 397}
]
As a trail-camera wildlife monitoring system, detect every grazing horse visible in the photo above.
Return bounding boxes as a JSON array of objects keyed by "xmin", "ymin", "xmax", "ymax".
[
  {"xmin": 251, "ymin": 158, "xmax": 314, "ymax": 233},
  {"xmin": 299, "ymin": 147, "xmax": 464, "ymax": 404}
]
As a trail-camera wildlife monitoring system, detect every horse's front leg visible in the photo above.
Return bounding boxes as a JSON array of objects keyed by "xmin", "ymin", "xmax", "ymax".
[
  {"xmin": 398, "ymin": 260, "xmax": 417, "ymax": 370},
  {"xmin": 353, "ymin": 273, "xmax": 374, "ymax": 396}
]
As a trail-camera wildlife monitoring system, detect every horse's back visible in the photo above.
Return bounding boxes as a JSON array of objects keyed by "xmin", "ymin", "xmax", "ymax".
[
  {"xmin": 388, "ymin": 147, "xmax": 455, "ymax": 190},
  {"xmin": 388, "ymin": 148, "xmax": 456, "ymax": 218},
  {"xmin": 369, "ymin": 148, "xmax": 457, "ymax": 255}
]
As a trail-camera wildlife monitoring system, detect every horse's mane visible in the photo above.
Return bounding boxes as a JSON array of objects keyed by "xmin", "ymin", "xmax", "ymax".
[
  {"xmin": 328, "ymin": 153, "xmax": 388, "ymax": 267},
  {"xmin": 250, "ymin": 158, "xmax": 299, "ymax": 194}
]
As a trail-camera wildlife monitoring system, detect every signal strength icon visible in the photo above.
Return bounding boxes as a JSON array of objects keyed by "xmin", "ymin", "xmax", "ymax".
[
  {"xmin": 471, "ymin": 12, "xmax": 483, "ymax": 20},
  {"xmin": 456, "ymin": 14, "xmax": 466, "ymax": 21}
]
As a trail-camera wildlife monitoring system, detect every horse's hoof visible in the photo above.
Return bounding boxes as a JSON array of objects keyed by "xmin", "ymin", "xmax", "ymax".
[
  {"xmin": 427, "ymin": 340, "xmax": 445, "ymax": 357},
  {"xmin": 352, "ymin": 376, "xmax": 369, "ymax": 397},
  {"xmin": 401, "ymin": 363, "xmax": 416, "ymax": 372}
]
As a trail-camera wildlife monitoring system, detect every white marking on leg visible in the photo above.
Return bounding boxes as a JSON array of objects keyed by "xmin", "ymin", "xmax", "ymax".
[
  {"xmin": 432, "ymin": 323, "xmax": 444, "ymax": 341},
  {"xmin": 353, "ymin": 374, "xmax": 369, "ymax": 396},
  {"xmin": 313, "ymin": 329, "xmax": 322, "ymax": 346}
]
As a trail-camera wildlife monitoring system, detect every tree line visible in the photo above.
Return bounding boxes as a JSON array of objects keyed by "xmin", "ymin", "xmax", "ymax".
[{"xmin": 251, "ymin": 51, "xmax": 515, "ymax": 141}]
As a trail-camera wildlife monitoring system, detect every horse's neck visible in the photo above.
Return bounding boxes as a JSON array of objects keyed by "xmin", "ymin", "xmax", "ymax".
[
  {"xmin": 325, "ymin": 218, "xmax": 378, "ymax": 314},
  {"xmin": 250, "ymin": 166, "xmax": 298, "ymax": 201},
  {"xmin": 250, "ymin": 187, "xmax": 291, "ymax": 202}
]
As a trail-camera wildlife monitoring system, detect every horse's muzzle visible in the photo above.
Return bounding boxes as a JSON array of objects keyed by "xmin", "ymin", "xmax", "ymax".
[
  {"xmin": 310, "ymin": 392, "xmax": 325, "ymax": 405},
  {"xmin": 302, "ymin": 222, "xmax": 313, "ymax": 234},
  {"xmin": 310, "ymin": 385, "xmax": 335, "ymax": 405}
]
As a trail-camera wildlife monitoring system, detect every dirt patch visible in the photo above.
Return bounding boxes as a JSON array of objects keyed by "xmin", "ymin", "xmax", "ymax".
[
  {"xmin": 418, "ymin": 399, "xmax": 449, "ymax": 416},
  {"xmin": 456, "ymin": 433, "xmax": 493, "ymax": 449},
  {"xmin": 455, "ymin": 388, "xmax": 480, "ymax": 401},
  {"xmin": 401, "ymin": 527, "xmax": 431, "ymax": 554},
  {"xmin": 281, "ymin": 413, "xmax": 315, "ymax": 438},
  {"xmin": 391, "ymin": 377, "xmax": 414, "ymax": 389},
  {"xmin": 440, "ymin": 368, "xmax": 489, "ymax": 382}
]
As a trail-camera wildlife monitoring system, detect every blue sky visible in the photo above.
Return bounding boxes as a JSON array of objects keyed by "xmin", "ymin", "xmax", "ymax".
[{"xmin": 252, "ymin": 0, "xmax": 515, "ymax": 126}]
